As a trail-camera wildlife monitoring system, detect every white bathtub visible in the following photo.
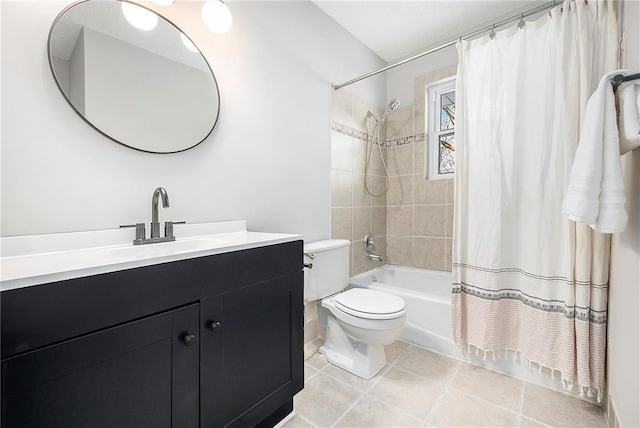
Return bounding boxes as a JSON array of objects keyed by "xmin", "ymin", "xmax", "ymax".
[{"xmin": 349, "ymin": 265, "xmax": 454, "ymax": 355}]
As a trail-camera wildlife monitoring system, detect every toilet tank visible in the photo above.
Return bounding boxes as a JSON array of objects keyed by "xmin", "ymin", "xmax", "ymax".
[{"xmin": 303, "ymin": 239, "xmax": 350, "ymax": 302}]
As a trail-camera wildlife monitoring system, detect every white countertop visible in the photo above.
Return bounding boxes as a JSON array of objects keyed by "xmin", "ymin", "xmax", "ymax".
[{"xmin": 1, "ymin": 221, "xmax": 302, "ymax": 291}]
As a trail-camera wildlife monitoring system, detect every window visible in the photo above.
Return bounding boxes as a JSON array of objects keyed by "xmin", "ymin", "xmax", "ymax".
[{"xmin": 426, "ymin": 77, "xmax": 456, "ymax": 180}]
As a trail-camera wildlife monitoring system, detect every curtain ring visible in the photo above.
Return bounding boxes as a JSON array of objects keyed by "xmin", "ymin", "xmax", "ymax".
[
  {"xmin": 489, "ymin": 24, "xmax": 496, "ymax": 39},
  {"xmin": 518, "ymin": 13, "xmax": 525, "ymax": 29},
  {"xmin": 549, "ymin": 0, "xmax": 554, "ymax": 17}
]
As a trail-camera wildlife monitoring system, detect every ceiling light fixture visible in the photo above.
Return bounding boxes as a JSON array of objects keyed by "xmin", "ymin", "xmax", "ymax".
[
  {"xmin": 121, "ymin": 2, "xmax": 158, "ymax": 31},
  {"xmin": 201, "ymin": 0, "xmax": 232, "ymax": 35}
]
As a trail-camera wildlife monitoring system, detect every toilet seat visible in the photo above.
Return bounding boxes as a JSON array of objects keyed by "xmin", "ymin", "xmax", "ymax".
[{"xmin": 334, "ymin": 289, "xmax": 406, "ymax": 320}]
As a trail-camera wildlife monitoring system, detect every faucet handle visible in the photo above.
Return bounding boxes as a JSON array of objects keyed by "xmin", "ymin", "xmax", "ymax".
[
  {"xmin": 363, "ymin": 233, "xmax": 376, "ymax": 252},
  {"xmin": 164, "ymin": 221, "xmax": 186, "ymax": 238},
  {"xmin": 120, "ymin": 223, "xmax": 146, "ymax": 241}
]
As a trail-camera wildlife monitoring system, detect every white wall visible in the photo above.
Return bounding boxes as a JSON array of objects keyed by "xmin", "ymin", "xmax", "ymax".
[
  {"xmin": 607, "ymin": 0, "xmax": 640, "ymax": 426},
  {"xmin": 386, "ymin": 45, "xmax": 458, "ymax": 104},
  {"xmin": 0, "ymin": 1, "xmax": 386, "ymax": 240}
]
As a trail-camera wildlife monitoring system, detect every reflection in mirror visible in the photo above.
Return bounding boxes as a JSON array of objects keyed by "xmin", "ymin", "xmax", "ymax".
[{"xmin": 48, "ymin": 0, "xmax": 220, "ymax": 153}]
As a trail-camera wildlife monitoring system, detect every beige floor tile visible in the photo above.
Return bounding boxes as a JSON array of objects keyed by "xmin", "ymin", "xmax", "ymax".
[
  {"xmin": 368, "ymin": 367, "xmax": 444, "ymax": 420},
  {"xmin": 385, "ymin": 340, "xmax": 410, "ymax": 363},
  {"xmin": 450, "ymin": 363, "xmax": 523, "ymax": 412},
  {"xmin": 395, "ymin": 346, "xmax": 459, "ymax": 384},
  {"xmin": 280, "ymin": 414, "xmax": 315, "ymax": 428},
  {"xmin": 304, "ymin": 365, "xmax": 317, "ymax": 382},
  {"xmin": 294, "ymin": 372, "xmax": 361, "ymax": 427},
  {"xmin": 304, "ymin": 318, "xmax": 320, "ymax": 345},
  {"xmin": 521, "ymin": 384, "xmax": 605, "ymax": 428},
  {"xmin": 305, "ymin": 351, "xmax": 328, "ymax": 370},
  {"xmin": 336, "ymin": 395, "xmax": 422, "ymax": 427},
  {"xmin": 428, "ymin": 389, "xmax": 518, "ymax": 427},
  {"xmin": 519, "ymin": 416, "xmax": 551, "ymax": 427},
  {"xmin": 322, "ymin": 363, "xmax": 380, "ymax": 392},
  {"xmin": 304, "ymin": 338, "xmax": 324, "ymax": 360}
]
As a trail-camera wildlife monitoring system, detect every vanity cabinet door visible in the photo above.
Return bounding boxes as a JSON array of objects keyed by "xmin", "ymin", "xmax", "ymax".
[
  {"xmin": 201, "ymin": 271, "xmax": 304, "ymax": 427},
  {"xmin": 1, "ymin": 304, "xmax": 200, "ymax": 428}
]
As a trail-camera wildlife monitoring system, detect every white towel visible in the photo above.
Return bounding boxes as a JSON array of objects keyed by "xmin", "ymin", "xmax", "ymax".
[
  {"xmin": 618, "ymin": 81, "xmax": 640, "ymax": 155},
  {"xmin": 562, "ymin": 71, "xmax": 628, "ymax": 233}
]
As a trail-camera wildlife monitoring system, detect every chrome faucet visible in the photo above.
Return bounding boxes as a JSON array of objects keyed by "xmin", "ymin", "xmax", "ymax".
[
  {"xmin": 151, "ymin": 187, "xmax": 170, "ymax": 239},
  {"xmin": 363, "ymin": 233, "xmax": 384, "ymax": 263},
  {"xmin": 120, "ymin": 187, "xmax": 184, "ymax": 245},
  {"xmin": 366, "ymin": 252, "xmax": 383, "ymax": 262}
]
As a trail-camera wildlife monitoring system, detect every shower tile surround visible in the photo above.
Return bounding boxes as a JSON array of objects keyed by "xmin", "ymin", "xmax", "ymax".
[
  {"xmin": 330, "ymin": 64, "xmax": 458, "ymax": 274},
  {"xmin": 288, "ymin": 341, "xmax": 605, "ymax": 428},
  {"xmin": 330, "ymin": 88, "xmax": 387, "ymax": 278}
]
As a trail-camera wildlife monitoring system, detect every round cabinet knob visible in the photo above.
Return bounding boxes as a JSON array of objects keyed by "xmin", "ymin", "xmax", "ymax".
[
  {"xmin": 209, "ymin": 321, "xmax": 222, "ymax": 332},
  {"xmin": 183, "ymin": 333, "xmax": 196, "ymax": 346}
]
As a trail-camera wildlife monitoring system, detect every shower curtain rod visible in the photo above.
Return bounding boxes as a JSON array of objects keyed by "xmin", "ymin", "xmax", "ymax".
[{"xmin": 332, "ymin": 0, "xmax": 559, "ymax": 91}]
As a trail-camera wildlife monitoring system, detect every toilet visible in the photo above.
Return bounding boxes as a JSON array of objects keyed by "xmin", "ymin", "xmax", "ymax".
[{"xmin": 304, "ymin": 239, "xmax": 407, "ymax": 379}]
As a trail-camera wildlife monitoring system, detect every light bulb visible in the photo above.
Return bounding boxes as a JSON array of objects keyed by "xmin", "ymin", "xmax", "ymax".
[
  {"xmin": 181, "ymin": 33, "xmax": 199, "ymax": 53},
  {"xmin": 121, "ymin": 2, "xmax": 158, "ymax": 31},
  {"xmin": 201, "ymin": 0, "xmax": 232, "ymax": 34},
  {"xmin": 151, "ymin": 0, "xmax": 174, "ymax": 5}
]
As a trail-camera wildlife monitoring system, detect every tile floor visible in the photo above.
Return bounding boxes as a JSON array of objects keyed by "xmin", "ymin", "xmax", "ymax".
[{"xmin": 285, "ymin": 341, "xmax": 605, "ymax": 428}]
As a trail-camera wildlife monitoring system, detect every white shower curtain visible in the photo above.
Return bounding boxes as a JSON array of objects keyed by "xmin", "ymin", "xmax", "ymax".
[{"xmin": 452, "ymin": 0, "xmax": 618, "ymax": 399}]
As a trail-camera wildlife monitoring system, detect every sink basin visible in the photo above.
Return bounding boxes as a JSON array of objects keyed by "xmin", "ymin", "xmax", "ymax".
[{"xmin": 107, "ymin": 237, "xmax": 229, "ymax": 259}]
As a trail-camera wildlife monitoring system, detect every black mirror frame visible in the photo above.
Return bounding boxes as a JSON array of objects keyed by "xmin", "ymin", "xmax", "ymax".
[{"xmin": 47, "ymin": 0, "xmax": 221, "ymax": 154}]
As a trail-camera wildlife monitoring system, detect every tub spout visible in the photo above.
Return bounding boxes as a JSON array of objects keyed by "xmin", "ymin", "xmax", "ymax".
[{"xmin": 366, "ymin": 252, "xmax": 383, "ymax": 262}]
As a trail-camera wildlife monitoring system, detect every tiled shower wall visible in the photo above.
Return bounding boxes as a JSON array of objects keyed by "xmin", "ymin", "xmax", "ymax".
[
  {"xmin": 385, "ymin": 112, "xmax": 453, "ymax": 271},
  {"xmin": 329, "ymin": 64, "xmax": 457, "ymax": 274},
  {"xmin": 330, "ymin": 90, "xmax": 387, "ymax": 277},
  {"xmin": 385, "ymin": 65, "xmax": 457, "ymax": 271}
]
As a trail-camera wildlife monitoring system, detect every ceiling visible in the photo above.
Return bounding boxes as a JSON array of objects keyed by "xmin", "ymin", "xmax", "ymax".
[{"xmin": 313, "ymin": 0, "xmax": 548, "ymax": 62}]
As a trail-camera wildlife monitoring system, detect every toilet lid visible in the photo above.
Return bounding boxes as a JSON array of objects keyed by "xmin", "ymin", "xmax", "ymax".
[{"xmin": 334, "ymin": 289, "xmax": 406, "ymax": 319}]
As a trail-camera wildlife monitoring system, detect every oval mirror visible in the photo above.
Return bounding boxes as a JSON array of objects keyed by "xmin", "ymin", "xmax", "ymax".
[{"xmin": 48, "ymin": 0, "xmax": 220, "ymax": 153}]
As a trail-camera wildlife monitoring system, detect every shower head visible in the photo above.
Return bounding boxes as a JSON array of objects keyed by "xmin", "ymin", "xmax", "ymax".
[{"xmin": 380, "ymin": 98, "xmax": 400, "ymax": 124}]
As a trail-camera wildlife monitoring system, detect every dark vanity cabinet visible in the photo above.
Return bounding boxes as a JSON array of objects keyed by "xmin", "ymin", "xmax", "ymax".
[
  {"xmin": 1, "ymin": 241, "xmax": 303, "ymax": 428},
  {"xmin": 201, "ymin": 273, "xmax": 303, "ymax": 427},
  {"xmin": 2, "ymin": 304, "xmax": 200, "ymax": 428}
]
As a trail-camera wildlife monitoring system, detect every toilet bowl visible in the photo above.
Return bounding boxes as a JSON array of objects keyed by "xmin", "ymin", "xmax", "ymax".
[
  {"xmin": 318, "ymin": 288, "xmax": 407, "ymax": 379},
  {"xmin": 303, "ymin": 239, "xmax": 407, "ymax": 379}
]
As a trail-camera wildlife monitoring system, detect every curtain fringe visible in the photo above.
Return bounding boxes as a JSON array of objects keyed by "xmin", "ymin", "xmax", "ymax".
[{"xmin": 460, "ymin": 342, "xmax": 603, "ymax": 403}]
